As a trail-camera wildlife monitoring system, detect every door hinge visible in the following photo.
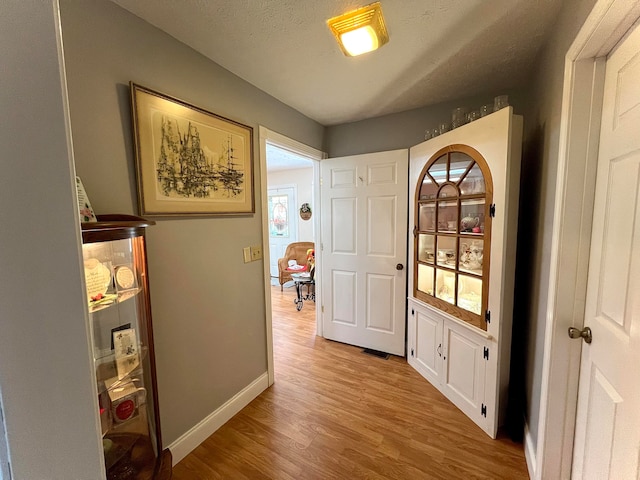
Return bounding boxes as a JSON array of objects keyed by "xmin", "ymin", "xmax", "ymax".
[
  {"xmin": 321, "ymin": 305, "xmax": 324, "ymax": 313},
  {"xmin": 413, "ymin": 225, "xmax": 418, "ymax": 238},
  {"xmin": 320, "ymin": 177, "xmax": 323, "ymax": 186},
  {"xmin": 489, "ymin": 204, "xmax": 496, "ymax": 217},
  {"xmin": 481, "ymin": 404, "xmax": 487, "ymax": 417},
  {"xmin": 485, "ymin": 310, "xmax": 491, "ymax": 324},
  {"xmin": 411, "ymin": 348, "xmax": 414, "ymax": 357},
  {"xmin": 483, "ymin": 346, "xmax": 489, "ymax": 360}
]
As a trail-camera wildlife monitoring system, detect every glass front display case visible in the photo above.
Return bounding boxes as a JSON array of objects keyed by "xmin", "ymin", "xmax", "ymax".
[
  {"xmin": 81, "ymin": 215, "xmax": 171, "ymax": 480},
  {"xmin": 413, "ymin": 146, "xmax": 493, "ymax": 330}
]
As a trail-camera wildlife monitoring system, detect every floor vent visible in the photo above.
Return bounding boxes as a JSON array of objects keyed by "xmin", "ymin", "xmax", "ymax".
[{"xmin": 363, "ymin": 348, "xmax": 390, "ymax": 360}]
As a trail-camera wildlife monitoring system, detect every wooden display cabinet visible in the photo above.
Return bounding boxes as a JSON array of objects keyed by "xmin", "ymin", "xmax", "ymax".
[{"xmin": 81, "ymin": 215, "xmax": 171, "ymax": 479}]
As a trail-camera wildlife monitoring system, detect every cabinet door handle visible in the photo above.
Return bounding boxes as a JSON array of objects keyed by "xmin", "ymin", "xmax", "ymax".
[{"xmin": 437, "ymin": 343, "xmax": 442, "ymax": 357}]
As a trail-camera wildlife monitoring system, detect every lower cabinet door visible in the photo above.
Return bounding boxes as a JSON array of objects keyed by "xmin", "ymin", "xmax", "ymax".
[
  {"xmin": 410, "ymin": 304, "xmax": 443, "ymax": 385},
  {"xmin": 441, "ymin": 321, "xmax": 489, "ymax": 432}
]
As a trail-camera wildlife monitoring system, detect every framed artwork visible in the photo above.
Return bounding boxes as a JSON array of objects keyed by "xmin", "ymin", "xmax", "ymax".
[{"xmin": 130, "ymin": 83, "xmax": 254, "ymax": 216}]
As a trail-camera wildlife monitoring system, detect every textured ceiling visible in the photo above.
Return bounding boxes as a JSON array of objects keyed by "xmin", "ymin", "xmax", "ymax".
[{"xmin": 112, "ymin": 0, "xmax": 561, "ymax": 126}]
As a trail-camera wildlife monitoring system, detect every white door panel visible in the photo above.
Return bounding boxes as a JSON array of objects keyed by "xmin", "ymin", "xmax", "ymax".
[
  {"xmin": 572, "ymin": 20, "xmax": 640, "ymax": 479},
  {"xmin": 321, "ymin": 150, "xmax": 408, "ymax": 356}
]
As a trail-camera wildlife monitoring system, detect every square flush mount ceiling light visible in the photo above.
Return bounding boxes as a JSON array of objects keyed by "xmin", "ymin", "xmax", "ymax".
[{"xmin": 327, "ymin": 2, "xmax": 389, "ymax": 57}]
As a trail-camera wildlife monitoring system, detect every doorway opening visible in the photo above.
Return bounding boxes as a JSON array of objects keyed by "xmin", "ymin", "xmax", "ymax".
[{"xmin": 258, "ymin": 127, "xmax": 324, "ymax": 385}]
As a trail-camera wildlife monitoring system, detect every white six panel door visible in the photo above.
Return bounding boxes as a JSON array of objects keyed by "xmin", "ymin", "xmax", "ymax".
[
  {"xmin": 572, "ymin": 20, "xmax": 640, "ymax": 479},
  {"xmin": 321, "ymin": 150, "xmax": 408, "ymax": 355}
]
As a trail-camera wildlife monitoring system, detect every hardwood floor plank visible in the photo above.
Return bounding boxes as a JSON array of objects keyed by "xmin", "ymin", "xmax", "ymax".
[{"xmin": 172, "ymin": 285, "xmax": 529, "ymax": 479}]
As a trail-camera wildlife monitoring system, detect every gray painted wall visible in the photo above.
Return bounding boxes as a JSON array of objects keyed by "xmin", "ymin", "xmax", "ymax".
[
  {"xmin": 0, "ymin": 1, "xmax": 104, "ymax": 477},
  {"xmin": 59, "ymin": 0, "xmax": 324, "ymax": 446},
  {"xmin": 324, "ymin": 90, "xmax": 529, "ymax": 158},
  {"xmin": 515, "ymin": 0, "xmax": 598, "ymax": 447}
]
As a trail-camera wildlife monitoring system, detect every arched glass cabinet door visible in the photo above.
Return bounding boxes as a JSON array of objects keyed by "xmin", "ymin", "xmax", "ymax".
[{"xmin": 414, "ymin": 144, "xmax": 493, "ymax": 330}]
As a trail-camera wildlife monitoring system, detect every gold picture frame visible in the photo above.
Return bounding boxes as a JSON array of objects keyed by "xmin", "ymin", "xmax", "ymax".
[{"xmin": 130, "ymin": 83, "xmax": 254, "ymax": 216}]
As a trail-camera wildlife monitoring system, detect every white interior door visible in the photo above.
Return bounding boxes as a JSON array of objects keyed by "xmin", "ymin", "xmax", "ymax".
[
  {"xmin": 320, "ymin": 149, "xmax": 408, "ymax": 356},
  {"xmin": 572, "ymin": 21, "xmax": 640, "ymax": 479},
  {"xmin": 268, "ymin": 186, "xmax": 297, "ymax": 277}
]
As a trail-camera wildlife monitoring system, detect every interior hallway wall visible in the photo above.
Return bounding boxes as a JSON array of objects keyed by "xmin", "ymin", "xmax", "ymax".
[
  {"xmin": 267, "ymin": 167, "xmax": 315, "ymax": 242},
  {"xmin": 0, "ymin": 1, "xmax": 104, "ymax": 477},
  {"xmin": 59, "ymin": 0, "xmax": 324, "ymax": 447},
  {"xmin": 514, "ymin": 0, "xmax": 598, "ymax": 450}
]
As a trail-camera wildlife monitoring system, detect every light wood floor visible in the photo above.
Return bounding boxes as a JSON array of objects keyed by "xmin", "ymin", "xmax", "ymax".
[{"xmin": 172, "ymin": 285, "xmax": 529, "ymax": 479}]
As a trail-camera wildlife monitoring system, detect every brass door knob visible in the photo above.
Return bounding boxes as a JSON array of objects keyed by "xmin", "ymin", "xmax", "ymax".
[{"xmin": 568, "ymin": 326, "xmax": 592, "ymax": 344}]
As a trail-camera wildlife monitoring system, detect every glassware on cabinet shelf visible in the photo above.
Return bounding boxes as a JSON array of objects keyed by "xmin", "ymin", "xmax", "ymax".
[
  {"xmin": 452, "ymin": 107, "xmax": 468, "ymax": 129},
  {"xmin": 435, "ymin": 269, "xmax": 456, "ymax": 304},
  {"xmin": 436, "ymin": 236, "xmax": 456, "ymax": 267},
  {"xmin": 494, "ymin": 95, "xmax": 509, "ymax": 112}
]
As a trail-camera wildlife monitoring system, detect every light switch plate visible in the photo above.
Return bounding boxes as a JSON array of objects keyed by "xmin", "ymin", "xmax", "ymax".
[
  {"xmin": 243, "ymin": 247, "xmax": 252, "ymax": 263},
  {"xmin": 250, "ymin": 245, "xmax": 262, "ymax": 260}
]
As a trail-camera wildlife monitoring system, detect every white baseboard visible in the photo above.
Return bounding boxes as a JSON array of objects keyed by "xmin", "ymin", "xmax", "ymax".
[
  {"xmin": 167, "ymin": 372, "xmax": 270, "ymax": 466},
  {"xmin": 524, "ymin": 421, "xmax": 537, "ymax": 480}
]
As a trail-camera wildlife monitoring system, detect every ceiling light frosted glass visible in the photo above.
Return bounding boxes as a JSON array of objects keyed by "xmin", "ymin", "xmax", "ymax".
[{"xmin": 341, "ymin": 26, "xmax": 379, "ymax": 56}]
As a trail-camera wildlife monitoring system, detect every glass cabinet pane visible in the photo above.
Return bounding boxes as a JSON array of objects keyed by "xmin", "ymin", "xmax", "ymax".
[
  {"xmin": 436, "ymin": 236, "xmax": 456, "ymax": 267},
  {"xmin": 459, "ymin": 239, "xmax": 484, "ymax": 275},
  {"xmin": 460, "ymin": 199, "xmax": 485, "ymax": 233},
  {"xmin": 460, "ymin": 163, "xmax": 485, "ymax": 195},
  {"xmin": 457, "ymin": 274, "xmax": 483, "ymax": 315},
  {"xmin": 428, "ymin": 154, "xmax": 448, "ymax": 183},
  {"xmin": 418, "ymin": 234, "xmax": 435, "ymax": 263},
  {"xmin": 437, "ymin": 200, "xmax": 458, "ymax": 232},
  {"xmin": 435, "ymin": 269, "xmax": 455, "ymax": 304},
  {"xmin": 439, "ymin": 184, "xmax": 457, "ymax": 199},
  {"xmin": 417, "ymin": 264, "xmax": 434, "ymax": 295},
  {"xmin": 414, "ymin": 147, "xmax": 492, "ymax": 329},
  {"xmin": 449, "ymin": 152, "xmax": 473, "ymax": 182},
  {"xmin": 418, "ymin": 203, "xmax": 436, "ymax": 231},
  {"xmin": 419, "ymin": 177, "xmax": 438, "ymax": 200}
]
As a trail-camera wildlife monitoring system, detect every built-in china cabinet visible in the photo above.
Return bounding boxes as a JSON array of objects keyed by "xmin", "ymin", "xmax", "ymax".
[{"xmin": 407, "ymin": 107, "xmax": 523, "ymax": 437}]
